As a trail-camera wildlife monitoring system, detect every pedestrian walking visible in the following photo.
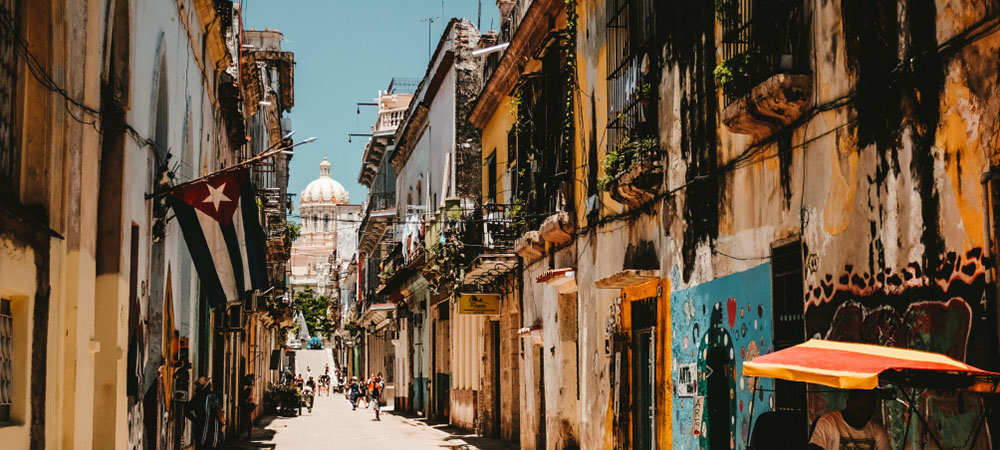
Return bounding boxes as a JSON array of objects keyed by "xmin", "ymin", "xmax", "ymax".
[
  {"xmin": 372, "ymin": 373, "xmax": 384, "ymax": 421},
  {"xmin": 365, "ymin": 374, "xmax": 375, "ymax": 409},
  {"xmin": 186, "ymin": 377, "xmax": 225, "ymax": 450},
  {"xmin": 349, "ymin": 376, "xmax": 362, "ymax": 410},
  {"xmin": 302, "ymin": 376, "xmax": 316, "ymax": 413}
]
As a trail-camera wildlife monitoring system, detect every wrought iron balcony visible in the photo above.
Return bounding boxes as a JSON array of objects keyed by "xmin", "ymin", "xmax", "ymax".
[{"xmin": 717, "ymin": 0, "xmax": 811, "ymax": 137}]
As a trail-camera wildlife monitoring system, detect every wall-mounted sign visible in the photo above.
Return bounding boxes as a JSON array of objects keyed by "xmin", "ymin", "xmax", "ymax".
[
  {"xmin": 457, "ymin": 293, "xmax": 501, "ymax": 315},
  {"xmin": 677, "ymin": 363, "xmax": 698, "ymax": 397},
  {"xmin": 692, "ymin": 396, "xmax": 705, "ymax": 436}
]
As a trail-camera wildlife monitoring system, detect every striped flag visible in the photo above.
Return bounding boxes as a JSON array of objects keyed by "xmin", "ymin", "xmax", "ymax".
[{"xmin": 167, "ymin": 170, "xmax": 267, "ymax": 308}]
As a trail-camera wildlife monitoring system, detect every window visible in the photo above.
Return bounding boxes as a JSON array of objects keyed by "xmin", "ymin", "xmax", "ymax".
[
  {"xmin": 323, "ymin": 214, "xmax": 330, "ymax": 232},
  {"xmin": 718, "ymin": 0, "xmax": 806, "ymax": 105},
  {"xmin": 771, "ymin": 240, "xmax": 806, "ymax": 414},
  {"xmin": 485, "ymin": 150, "xmax": 497, "ymax": 203},
  {"xmin": 0, "ymin": 298, "xmax": 10, "ymax": 422},
  {"xmin": 0, "ymin": 0, "xmax": 21, "ymax": 197},
  {"xmin": 606, "ymin": 0, "xmax": 657, "ymax": 152}
]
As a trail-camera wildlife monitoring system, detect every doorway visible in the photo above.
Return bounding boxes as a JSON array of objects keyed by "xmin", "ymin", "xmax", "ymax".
[
  {"xmin": 632, "ymin": 328, "xmax": 655, "ymax": 450},
  {"xmin": 536, "ymin": 349, "xmax": 546, "ymax": 450},
  {"xmin": 491, "ymin": 320, "xmax": 501, "ymax": 437},
  {"xmin": 707, "ymin": 346, "xmax": 731, "ymax": 450},
  {"xmin": 631, "ymin": 296, "xmax": 657, "ymax": 450}
]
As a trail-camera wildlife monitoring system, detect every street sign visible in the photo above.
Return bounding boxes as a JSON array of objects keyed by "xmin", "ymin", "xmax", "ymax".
[{"xmin": 457, "ymin": 293, "xmax": 501, "ymax": 315}]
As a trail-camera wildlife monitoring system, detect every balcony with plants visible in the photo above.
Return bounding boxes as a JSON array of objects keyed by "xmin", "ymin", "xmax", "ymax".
[
  {"xmin": 601, "ymin": 0, "xmax": 662, "ymax": 209},
  {"xmin": 505, "ymin": 36, "xmax": 577, "ymax": 252},
  {"xmin": 714, "ymin": 0, "xmax": 810, "ymax": 139}
]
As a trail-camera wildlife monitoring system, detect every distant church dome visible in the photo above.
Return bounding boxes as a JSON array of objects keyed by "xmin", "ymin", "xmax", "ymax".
[{"xmin": 301, "ymin": 157, "xmax": 349, "ymax": 204}]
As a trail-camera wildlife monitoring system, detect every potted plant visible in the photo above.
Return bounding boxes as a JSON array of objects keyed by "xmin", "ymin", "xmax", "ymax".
[
  {"xmin": 599, "ymin": 134, "xmax": 659, "ymax": 193},
  {"xmin": 637, "ymin": 83, "xmax": 654, "ymax": 107},
  {"xmin": 713, "ymin": 48, "xmax": 766, "ymax": 99}
]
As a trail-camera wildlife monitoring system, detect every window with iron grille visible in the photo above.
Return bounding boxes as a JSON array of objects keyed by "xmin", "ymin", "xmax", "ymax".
[
  {"xmin": 0, "ymin": 0, "xmax": 20, "ymax": 198},
  {"xmin": 0, "ymin": 298, "xmax": 12, "ymax": 423},
  {"xmin": 770, "ymin": 240, "xmax": 807, "ymax": 414},
  {"xmin": 717, "ymin": 0, "xmax": 806, "ymax": 106},
  {"xmin": 605, "ymin": 0, "xmax": 657, "ymax": 153}
]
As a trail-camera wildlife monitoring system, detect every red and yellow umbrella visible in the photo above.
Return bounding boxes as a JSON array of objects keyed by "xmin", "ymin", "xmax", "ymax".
[{"xmin": 743, "ymin": 339, "xmax": 1000, "ymax": 393}]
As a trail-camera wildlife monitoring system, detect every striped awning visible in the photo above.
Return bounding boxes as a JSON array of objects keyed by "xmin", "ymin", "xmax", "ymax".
[{"xmin": 743, "ymin": 339, "xmax": 1000, "ymax": 393}]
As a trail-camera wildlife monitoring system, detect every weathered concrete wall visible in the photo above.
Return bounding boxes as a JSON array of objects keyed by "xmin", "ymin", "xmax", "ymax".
[{"xmin": 654, "ymin": 0, "xmax": 1000, "ymax": 448}]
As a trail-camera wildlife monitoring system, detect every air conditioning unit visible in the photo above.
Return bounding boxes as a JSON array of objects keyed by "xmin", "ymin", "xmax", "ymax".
[
  {"xmin": 224, "ymin": 303, "xmax": 244, "ymax": 331},
  {"xmin": 245, "ymin": 291, "xmax": 259, "ymax": 312}
]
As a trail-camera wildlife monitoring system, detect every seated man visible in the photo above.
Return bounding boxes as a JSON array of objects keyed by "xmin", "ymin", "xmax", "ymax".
[{"xmin": 809, "ymin": 390, "xmax": 890, "ymax": 450}]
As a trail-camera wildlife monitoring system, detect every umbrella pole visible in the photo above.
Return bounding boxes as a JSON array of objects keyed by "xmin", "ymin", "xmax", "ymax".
[
  {"xmin": 896, "ymin": 387, "xmax": 914, "ymax": 450},
  {"xmin": 904, "ymin": 388, "xmax": 946, "ymax": 450}
]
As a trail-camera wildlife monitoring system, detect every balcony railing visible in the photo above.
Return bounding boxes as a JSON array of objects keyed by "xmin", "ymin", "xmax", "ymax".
[
  {"xmin": 483, "ymin": 0, "xmax": 531, "ymax": 86},
  {"xmin": 376, "ymin": 107, "xmax": 407, "ymax": 133},
  {"xmin": 367, "ymin": 191, "xmax": 395, "ymax": 212},
  {"xmin": 718, "ymin": 0, "xmax": 805, "ymax": 106},
  {"xmin": 479, "ymin": 203, "xmax": 523, "ymax": 251}
]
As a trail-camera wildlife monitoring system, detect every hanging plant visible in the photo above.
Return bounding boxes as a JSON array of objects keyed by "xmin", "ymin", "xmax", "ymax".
[
  {"xmin": 422, "ymin": 237, "xmax": 466, "ymax": 294},
  {"xmin": 713, "ymin": 48, "xmax": 767, "ymax": 98},
  {"xmin": 598, "ymin": 134, "xmax": 659, "ymax": 192},
  {"xmin": 379, "ymin": 264, "xmax": 396, "ymax": 284}
]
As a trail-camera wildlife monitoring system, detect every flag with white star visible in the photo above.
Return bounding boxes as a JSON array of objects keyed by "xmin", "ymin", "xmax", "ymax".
[{"xmin": 167, "ymin": 170, "xmax": 267, "ymax": 307}]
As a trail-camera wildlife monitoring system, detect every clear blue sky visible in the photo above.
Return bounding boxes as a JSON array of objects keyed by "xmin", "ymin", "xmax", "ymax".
[{"xmin": 244, "ymin": 0, "xmax": 499, "ymax": 215}]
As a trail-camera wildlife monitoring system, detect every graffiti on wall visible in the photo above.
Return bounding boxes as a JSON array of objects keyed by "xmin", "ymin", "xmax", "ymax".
[
  {"xmin": 804, "ymin": 248, "xmax": 994, "ymax": 449},
  {"xmin": 671, "ymin": 264, "xmax": 774, "ymax": 450}
]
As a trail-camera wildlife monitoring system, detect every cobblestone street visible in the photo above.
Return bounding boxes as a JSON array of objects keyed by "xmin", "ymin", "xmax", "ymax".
[{"xmin": 223, "ymin": 393, "xmax": 512, "ymax": 450}]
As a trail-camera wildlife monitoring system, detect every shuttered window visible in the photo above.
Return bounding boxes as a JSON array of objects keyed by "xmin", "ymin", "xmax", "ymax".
[
  {"xmin": 0, "ymin": 298, "xmax": 12, "ymax": 423},
  {"xmin": 0, "ymin": 0, "xmax": 20, "ymax": 197}
]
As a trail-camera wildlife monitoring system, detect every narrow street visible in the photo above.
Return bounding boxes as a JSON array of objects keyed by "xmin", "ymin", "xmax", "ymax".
[{"xmin": 224, "ymin": 390, "xmax": 511, "ymax": 450}]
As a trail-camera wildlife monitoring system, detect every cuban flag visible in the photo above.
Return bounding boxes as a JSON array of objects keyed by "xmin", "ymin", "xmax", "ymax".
[{"xmin": 167, "ymin": 170, "xmax": 267, "ymax": 308}]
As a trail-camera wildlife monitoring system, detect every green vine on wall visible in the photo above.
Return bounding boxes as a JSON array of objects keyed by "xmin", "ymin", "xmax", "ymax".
[
  {"xmin": 562, "ymin": 0, "xmax": 578, "ymax": 155},
  {"xmin": 422, "ymin": 236, "xmax": 466, "ymax": 294}
]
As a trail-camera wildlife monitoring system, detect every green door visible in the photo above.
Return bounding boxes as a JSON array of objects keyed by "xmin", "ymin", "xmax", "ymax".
[{"xmin": 633, "ymin": 328, "xmax": 655, "ymax": 450}]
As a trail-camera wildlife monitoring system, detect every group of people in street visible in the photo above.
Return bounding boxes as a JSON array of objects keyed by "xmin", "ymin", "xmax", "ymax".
[
  {"xmin": 182, "ymin": 363, "xmax": 387, "ymax": 449},
  {"xmin": 347, "ymin": 373, "xmax": 386, "ymax": 420}
]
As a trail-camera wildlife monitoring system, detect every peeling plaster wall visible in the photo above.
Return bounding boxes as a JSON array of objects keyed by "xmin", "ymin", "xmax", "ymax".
[
  {"xmin": 565, "ymin": 0, "xmax": 1000, "ymax": 448},
  {"xmin": 656, "ymin": 0, "xmax": 1000, "ymax": 448}
]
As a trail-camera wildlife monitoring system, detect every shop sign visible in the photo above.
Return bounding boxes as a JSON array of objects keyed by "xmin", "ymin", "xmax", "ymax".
[{"xmin": 457, "ymin": 293, "xmax": 500, "ymax": 315}]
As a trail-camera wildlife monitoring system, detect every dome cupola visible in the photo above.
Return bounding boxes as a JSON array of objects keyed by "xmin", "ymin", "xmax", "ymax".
[{"xmin": 301, "ymin": 157, "xmax": 349, "ymax": 205}]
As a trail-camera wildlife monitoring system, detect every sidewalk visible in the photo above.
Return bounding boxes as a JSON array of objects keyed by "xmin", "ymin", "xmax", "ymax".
[{"xmin": 220, "ymin": 393, "xmax": 514, "ymax": 450}]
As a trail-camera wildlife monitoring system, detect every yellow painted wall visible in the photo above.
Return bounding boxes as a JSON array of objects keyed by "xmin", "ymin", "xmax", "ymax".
[
  {"xmin": 0, "ymin": 241, "xmax": 37, "ymax": 449},
  {"xmin": 480, "ymin": 95, "xmax": 517, "ymax": 205},
  {"xmin": 574, "ymin": 0, "xmax": 614, "ymax": 228}
]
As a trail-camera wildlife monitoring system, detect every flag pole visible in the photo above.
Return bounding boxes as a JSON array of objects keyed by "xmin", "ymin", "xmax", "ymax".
[{"xmin": 146, "ymin": 136, "xmax": 317, "ymax": 200}]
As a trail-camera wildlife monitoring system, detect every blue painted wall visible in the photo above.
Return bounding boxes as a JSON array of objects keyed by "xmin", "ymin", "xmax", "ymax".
[{"xmin": 671, "ymin": 263, "xmax": 775, "ymax": 450}]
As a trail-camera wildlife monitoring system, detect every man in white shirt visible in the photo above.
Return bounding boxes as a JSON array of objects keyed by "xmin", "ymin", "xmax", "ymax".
[{"xmin": 809, "ymin": 390, "xmax": 890, "ymax": 450}]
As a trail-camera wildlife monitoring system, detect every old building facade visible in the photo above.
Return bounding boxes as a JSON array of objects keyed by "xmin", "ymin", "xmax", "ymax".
[
  {"xmin": 0, "ymin": 1, "xmax": 295, "ymax": 449},
  {"xmin": 352, "ymin": 0, "xmax": 1000, "ymax": 449}
]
